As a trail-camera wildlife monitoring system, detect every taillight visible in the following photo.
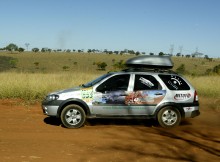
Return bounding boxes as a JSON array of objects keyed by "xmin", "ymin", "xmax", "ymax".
[{"xmin": 194, "ymin": 91, "xmax": 199, "ymax": 102}]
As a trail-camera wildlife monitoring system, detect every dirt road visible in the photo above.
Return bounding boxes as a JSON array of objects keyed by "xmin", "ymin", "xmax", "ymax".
[{"xmin": 0, "ymin": 98, "xmax": 219, "ymax": 162}]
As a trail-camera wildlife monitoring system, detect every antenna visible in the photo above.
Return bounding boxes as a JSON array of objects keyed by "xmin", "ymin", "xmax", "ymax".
[
  {"xmin": 169, "ymin": 44, "xmax": 174, "ymax": 55},
  {"xmin": 179, "ymin": 46, "xmax": 183, "ymax": 55},
  {"xmin": 25, "ymin": 43, "xmax": 30, "ymax": 51}
]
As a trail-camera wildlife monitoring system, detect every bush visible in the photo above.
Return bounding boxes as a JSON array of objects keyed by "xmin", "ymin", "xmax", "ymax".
[
  {"xmin": 112, "ymin": 60, "xmax": 125, "ymax": 70},
  {"xmin": 62, "ymin": 66, "xmax": 70, "ymax": 71},
  {"xmin": 213, "ymin": 64, "xmax": 220, "ymax": 74},
  {"xmin": 175, "ymin": 64, "xmax": 186, "ymax": 74},
  {"xmin": 96, "ymin": 62, "xmax": 107, "ymax": 70},
  {"xmin": 9, "ymin": 59, "xmax": 18, "ymax": 68}
]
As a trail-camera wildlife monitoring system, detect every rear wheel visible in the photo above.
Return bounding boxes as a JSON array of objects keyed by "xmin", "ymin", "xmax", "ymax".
[
  {"xmin": 157, "ymin": 106, "xmax": 181, "ymax": 128},
  {"xmin": 61, "ymin": 104, "xmax": 86, "ymax": 128}
]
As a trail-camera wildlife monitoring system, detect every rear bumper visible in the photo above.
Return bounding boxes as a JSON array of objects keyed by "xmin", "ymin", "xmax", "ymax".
[
  {"xmin": 183, "ymin": 106, "xmax": 200, "ymax": 118},
  {"xmin": 190, "ymin": 110, "xmax": 200, "ymax": 118}
]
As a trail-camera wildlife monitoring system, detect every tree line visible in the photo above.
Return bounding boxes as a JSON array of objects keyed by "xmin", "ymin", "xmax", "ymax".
[{"xmin": 0, "ymin": 43, "xmax": 212, "ymax": 59}]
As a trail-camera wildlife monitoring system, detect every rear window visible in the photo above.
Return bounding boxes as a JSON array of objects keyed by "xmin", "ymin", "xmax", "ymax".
[{"xmin": 159, "ymin": 75, "xmax": 190, "ymax": 90}]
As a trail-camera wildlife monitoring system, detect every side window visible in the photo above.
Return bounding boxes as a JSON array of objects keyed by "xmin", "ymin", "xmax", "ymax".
[
  {"xmin": 96, "ymin": 74, "xmax": 130, "ymax": 93},
  {"xmin": 158, "ymin": 75, "xmax": 190, "ymax": 90},
  {"xmin": 134, "ymin": 75, "xmax": 161, "ymax": 91}
]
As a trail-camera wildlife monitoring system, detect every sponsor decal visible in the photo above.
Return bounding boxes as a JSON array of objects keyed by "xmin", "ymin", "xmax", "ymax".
[
  {"xmin": 168, "ymin": 75, "xmax": 182, "ymax": 90},
  {"xmin": 174, "ymin": 93, "xmax": 191, "ymax": 100},
  {"xmin": 81, "ymin": 88, "xmax": 93, "ymax": 102},
  {"xmin": 125, "ymin": 90, "xmax": 166, "ymax": 105},
  {"xmin": 139, "ymin": 77, "xmax": 154, "ymax": 88},
  {"xmin": 93, "ymin": 90, "xmax": 166, "ymax": 106}
]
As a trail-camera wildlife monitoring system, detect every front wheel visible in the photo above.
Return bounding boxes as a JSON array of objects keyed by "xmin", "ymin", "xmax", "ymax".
[
  {"xmin": 157, "ymin": 106, "xmax": 181, "ymax": 128},
  {"xmin": 61, "ymin": 104, "xmax": 86, "ymax": 128}
]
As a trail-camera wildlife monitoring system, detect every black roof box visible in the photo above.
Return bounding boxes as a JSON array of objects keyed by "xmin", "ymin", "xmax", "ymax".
[{"xmin": 125, "ymin": 55, "xmax": 173, "ymax": 69}]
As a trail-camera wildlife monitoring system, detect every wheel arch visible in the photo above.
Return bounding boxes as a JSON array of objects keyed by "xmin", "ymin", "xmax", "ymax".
[
  {"xmin": 155, "ymin": 102, "xmax": 185, "ymax": 119},
  {"xmin": 57, "ymin": 99, "xmax": 91, "ymax": 118}
]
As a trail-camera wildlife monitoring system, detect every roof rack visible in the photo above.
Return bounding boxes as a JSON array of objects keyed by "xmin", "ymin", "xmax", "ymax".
[{"xmin": 122, "ymin": 68, "xmax": 177, "ymax": 74}]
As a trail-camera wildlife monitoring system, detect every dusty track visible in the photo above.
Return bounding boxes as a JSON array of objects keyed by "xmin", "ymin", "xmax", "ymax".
[{"xmin": 0, "ymin": 98, "xmax": 219, "ymax": 162}]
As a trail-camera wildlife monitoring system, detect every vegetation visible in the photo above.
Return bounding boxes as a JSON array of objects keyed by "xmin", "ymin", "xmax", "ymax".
[{"xmin": 0, "ymin": 51, "xmax": 219, "ymax": 101}]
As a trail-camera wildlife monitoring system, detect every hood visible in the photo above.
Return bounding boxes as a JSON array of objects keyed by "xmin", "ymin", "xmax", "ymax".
[{"xmin": 49, "ymin": 86, "xmax": 82, "ymax": 95}]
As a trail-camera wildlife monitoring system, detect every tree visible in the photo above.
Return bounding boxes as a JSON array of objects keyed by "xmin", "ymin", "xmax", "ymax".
[
  {"xmin": 135, "ymin": 51, "xmax": 140, "ymax": 55},
  {"xmin": 66, "ymin": 49, "xmax": 71, "ymax": 53},
  {"xmin": 41, "ymin": 48, "xmax": 48, "ymax": 52},
  {"xmin": 5, "ymin": 43, "xmax": 18, "ymax": 53},
  {"xmin": 159, "ymin": 52, "xmax": 164, "ymax": 56},
  {"xmin": 128, "ymin": 50, "xmax": 135, "ymax": 55},
  {"xmin": 87, "ymin": 49, "xmax": 92, "ymax": 53},
  {"xmin": 114, "ymin": 51, "xmax": 119, "ymax": 55},
  {"xmin": 149, "ymin": 52, "xmax": 154, "ymax": 55},
  {"xmin": 204, "ymin": 55, "xmax": 209, "ymax": 59},
  {"xmin": 176, "ymin": 53, "xmax": 181, "ymax": 57},
  {"xmin": 18, "ymin": 47, "xmax": 25, "ymax": 52},
  {"xmin": 32, "ymin": 48, "xmax": 39, "ymax": 52}
]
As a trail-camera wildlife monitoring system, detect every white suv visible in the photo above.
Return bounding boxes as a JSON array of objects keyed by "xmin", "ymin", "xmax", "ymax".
[{"xmin": 42, "ymin": 56, "xmax": 200, "ymax": 128}]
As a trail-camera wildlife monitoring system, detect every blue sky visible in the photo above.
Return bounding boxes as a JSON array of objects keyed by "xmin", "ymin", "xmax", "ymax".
[{"xmin": 0, "ymin": 0, "xmax": 220, "ymax": 57}]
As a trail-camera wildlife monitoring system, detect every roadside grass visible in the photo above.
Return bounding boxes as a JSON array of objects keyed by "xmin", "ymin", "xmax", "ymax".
[
  {"xmin": 0, "ymin": 52, "xmax": 219, "ymax": 101},
  {"xmin": 0, "ymin": 72, "xmax": 101, "ymax": 101},
  {"xmin": 186, "ymin": 75, "xmax": 220, "ymax": 98},
  {"xmin": 0, "ymin": 72, "xmax": 219, "ymax": 101}
]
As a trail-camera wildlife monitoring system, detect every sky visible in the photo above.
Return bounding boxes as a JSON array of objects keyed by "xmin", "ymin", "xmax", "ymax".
[{"xmin": 0, "ymin": 0, "xmax": 220, "ymax": 58}]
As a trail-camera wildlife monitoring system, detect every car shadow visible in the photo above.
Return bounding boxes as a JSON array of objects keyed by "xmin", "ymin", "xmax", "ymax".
[
  {"xmin": 43, "ymin": 117, "xmax": 192, "ymax": 127},
  {"xmin": 86, "ymin": 118, "xmax": 158, "ymax": 127},
  {"xmin": 44, "ymin": 117, "xmax": 61, "ymax": 126}
]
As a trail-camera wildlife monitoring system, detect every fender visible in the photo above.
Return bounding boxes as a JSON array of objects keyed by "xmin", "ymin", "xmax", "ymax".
[
  {"xmin": 154, "ymin": 102, "xmax": 185, "ymax": 118},
  {"xmin": 57, "ymin": 98, "xmax": 91, "ymax": 118}
]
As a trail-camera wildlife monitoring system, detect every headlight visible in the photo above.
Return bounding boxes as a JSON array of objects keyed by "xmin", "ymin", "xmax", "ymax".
[{"xmin": 46, "ymin": 94, "xmax": 59, "ymax": 101}]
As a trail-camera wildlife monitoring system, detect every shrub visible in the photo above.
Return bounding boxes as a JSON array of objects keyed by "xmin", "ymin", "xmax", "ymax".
[
  {"xmin": 34, "ymin": 62, "xmax": 40, "ymax": 69},
  {"xmin": 9, "ymin": 59, "xmax": 18, "ymax": 68},
  {"xmin": 213, "ymin": 64, "xmax": 220, "ymax": 74},
  {"xmin": 96, "ymin": 62, "xmax": 107, "ymax": 70},
  {"xmin": 62, "ymin": 66, "xmax": 70, "ymax": 71},
  {"xmin": 112, "ymin": 60, "xmax": 125, "ymax": 70},
  {"xmin": 176, "ymin": 64, "xmax": 186, "ymax": 74}
]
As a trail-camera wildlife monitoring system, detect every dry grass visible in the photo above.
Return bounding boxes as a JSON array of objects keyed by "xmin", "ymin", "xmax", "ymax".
[
  {"xmin": 0, "ymin": 72, "xmax": 219, "ymax": 101},
  {"xmin": 186, "ymin": 75, "xmax": 220, "ymax": 98},
  {"xmin": 0, "ymin": 72, "xmax": 101, "ymax": 100},
  {"xmin": 0, "ymin": 52, "xmax": 219, "ymax": 100}
]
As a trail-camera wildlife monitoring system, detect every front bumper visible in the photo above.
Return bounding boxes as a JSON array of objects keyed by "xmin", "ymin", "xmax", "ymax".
[{"xmin": 42, "ymin": 100, "xmax": 63, "ymax": 116}]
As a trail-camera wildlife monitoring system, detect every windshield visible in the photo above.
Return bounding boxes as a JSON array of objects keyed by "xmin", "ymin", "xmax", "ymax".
[{"xmin": 82, "ymin": 73, "xmax": 113, "ymax": 88}]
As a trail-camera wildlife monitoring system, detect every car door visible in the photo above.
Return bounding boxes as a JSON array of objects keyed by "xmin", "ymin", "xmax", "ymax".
[
  {"xmin": 126, "ymin": 74, "xmax": 166, "ymax": 115},
  {"xmin": 92, "ymin": 74, "xmax": 132, "ymax": 115}
]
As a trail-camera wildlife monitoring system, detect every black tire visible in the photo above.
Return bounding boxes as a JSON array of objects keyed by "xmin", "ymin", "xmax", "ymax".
[
  {"xmin": 61, "ymin": 104, "xmax": 86, "ymax": 128},
  {"xmin": 157, "ymin": 106, "xmax": 181, "ymax": 128}
]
